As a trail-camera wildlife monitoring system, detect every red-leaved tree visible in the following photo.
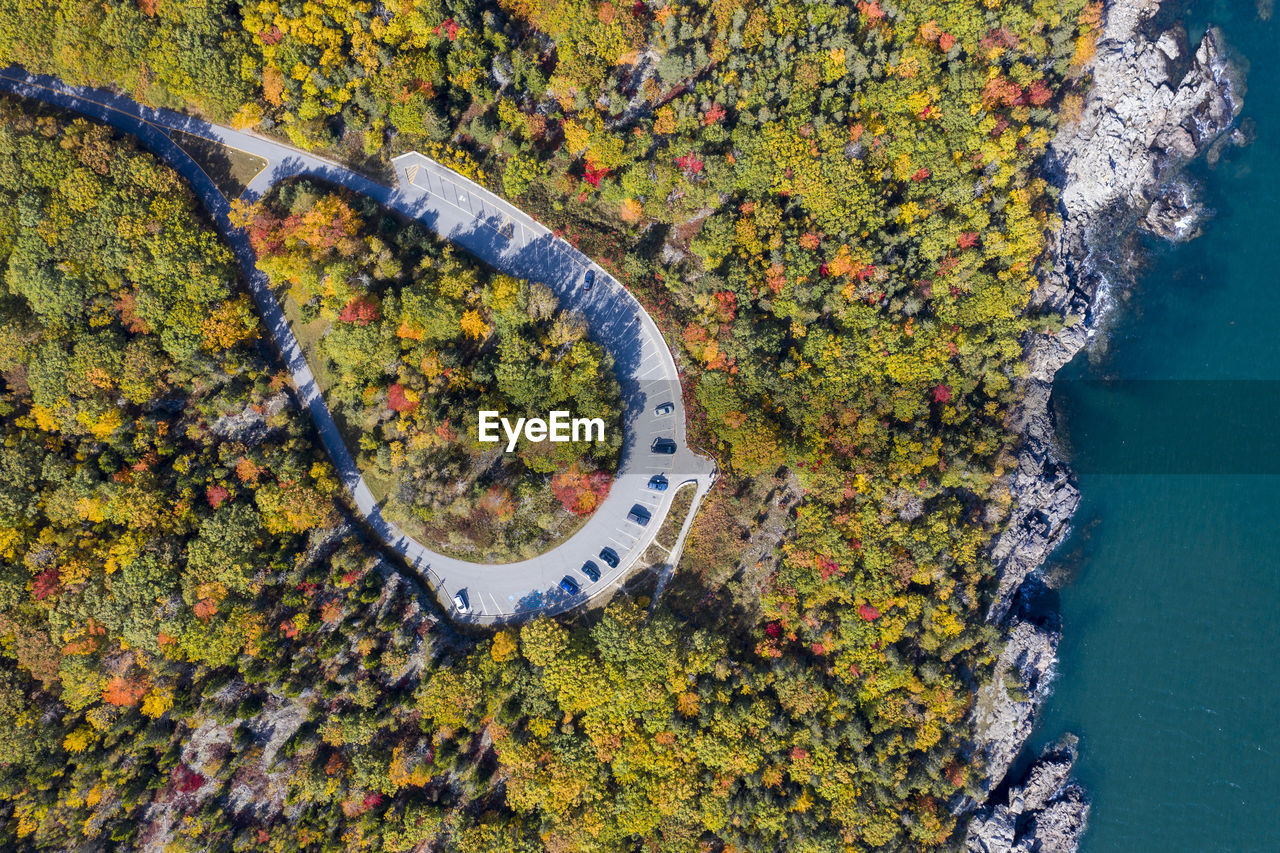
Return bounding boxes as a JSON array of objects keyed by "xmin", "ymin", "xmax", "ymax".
[
  {"xmin": 339, "ymin": 296, "xmax": 379, "ymax": 325},
  {"xmin": 387, "ymin": 383, "xmax": 419, "ymax": 413},
  {"xmin": 675, "ymin": 151, "xmax": 704, "ymax": 174},
  {"xmin": 551, "ymin": 465, "xmax": 613, "ymax": 516},
  {"xmin": 583, "ymin": 161, "xmax": 610, "ymax": 187}
]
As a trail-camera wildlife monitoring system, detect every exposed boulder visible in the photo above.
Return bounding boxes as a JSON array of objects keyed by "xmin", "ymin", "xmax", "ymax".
[
  {"xmin": 1054, "ymin": 7, "xmax": 1241, "ymax": 233},
  {"xmin": 970, "ymin": 579, "xmax": 1061, "ymax": 797},
  {"xmin": 211, "ymin": 392, "xmax": 289, "ymax": 446},
  {"xmin": 967, "ymin": 737, "xmax": 1090, "ymax": 853}
]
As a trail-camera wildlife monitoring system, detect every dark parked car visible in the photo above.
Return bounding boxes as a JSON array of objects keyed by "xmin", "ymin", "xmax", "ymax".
[
  {"xmin": 654, "ymin": 401, "xmax": 674, "ymax": 416},
  {"xmin": 627, "ymin": 505, "xmax": 651, "ymax": 525},
  {"xmin": 580, "ymin": 560, "xmax": 601, "ymax": 582},
  {"xmin": 651, "ymin": 437, "xmax": 677, "ymax": 454},
  {"xmin": 559, "ymin": 575, "xmax": 580, "ymax": 595},
  {"xmin": 599, "ymin": 547, "xmax": 619, "ymax": 568},
  {"xmin": 584, "ymin": 269, "xmax": 595, "ymax": 290},
  {"xmin": 647, "ymin": 474, "xmax": 669, "ymax": 491}
]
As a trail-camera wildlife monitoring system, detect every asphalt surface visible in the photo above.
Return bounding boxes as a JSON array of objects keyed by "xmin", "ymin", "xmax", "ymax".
[{"xmin": 0, "ymin": 67, "xmax": 716, "ymax": 623}]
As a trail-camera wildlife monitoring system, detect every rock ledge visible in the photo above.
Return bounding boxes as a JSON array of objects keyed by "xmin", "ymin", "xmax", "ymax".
[{"xmin": 962, "ymin": 0, "xmax": 1243, "ymax": 848}]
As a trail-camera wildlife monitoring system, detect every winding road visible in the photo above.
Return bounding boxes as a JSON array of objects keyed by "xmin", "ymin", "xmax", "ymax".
[{"xmin": 0, "ymin": 67, "xmax": 716, "ymax": 623}]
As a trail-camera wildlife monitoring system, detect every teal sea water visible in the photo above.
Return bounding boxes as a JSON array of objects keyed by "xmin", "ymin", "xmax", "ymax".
[{"xmin": 1028, "ymin": 3, "xmax": 1280, "ymax": 851}]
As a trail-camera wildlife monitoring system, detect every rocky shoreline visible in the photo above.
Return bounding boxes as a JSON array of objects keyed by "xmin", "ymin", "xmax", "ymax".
[{"xmin": 962, "ymin": 1, "xmax": 1244, "ymax": 850}]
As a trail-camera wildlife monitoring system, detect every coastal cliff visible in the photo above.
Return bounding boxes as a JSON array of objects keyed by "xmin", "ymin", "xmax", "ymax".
[{"xmin": 963, "ymin": 1, "xmax": 1243, "ymax": 850}]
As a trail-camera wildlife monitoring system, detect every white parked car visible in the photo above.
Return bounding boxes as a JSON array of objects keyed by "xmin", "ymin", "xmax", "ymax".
[{"xmin": 453, "ymin": 589, "xmax": 470, "ymax": 613}]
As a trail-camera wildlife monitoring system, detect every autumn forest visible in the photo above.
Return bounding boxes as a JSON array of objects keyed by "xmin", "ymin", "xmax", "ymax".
[{"xmin": 0, "ymin": 0, "xmax": 1098, "ymax": 850}]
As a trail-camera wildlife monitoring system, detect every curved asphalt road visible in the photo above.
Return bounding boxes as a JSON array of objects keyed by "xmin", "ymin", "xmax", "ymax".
[{"xmin": 0, "ymin": 67, "xmax": 716, "ymax": 623}]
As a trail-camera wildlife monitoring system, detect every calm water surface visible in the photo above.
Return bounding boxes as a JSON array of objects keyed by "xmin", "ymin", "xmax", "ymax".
[{"xmin": 1030, "ymin": 3, "xmax": 1280, "ymax": 851}]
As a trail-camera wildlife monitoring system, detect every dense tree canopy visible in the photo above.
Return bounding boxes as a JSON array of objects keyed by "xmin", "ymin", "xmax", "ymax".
[
  {"xmin": 0, "ymin": 0, "xmax": 1102, "ymax": 849},
  {"xmin": 238, "ymin": 181, "xmax": 622, "ymax": 560}
]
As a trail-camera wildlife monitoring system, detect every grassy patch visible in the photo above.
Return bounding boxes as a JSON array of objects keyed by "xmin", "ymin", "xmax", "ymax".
[
  {"xmin": 655, "ymin": 482, "xmax": 697, "ymax": 552},
  {"xmin": 169, "ymin": 129, "xmax": 267, "ymax": 200}
]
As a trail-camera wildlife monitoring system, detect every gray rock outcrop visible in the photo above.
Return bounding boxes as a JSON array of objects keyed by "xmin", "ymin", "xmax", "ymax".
[
  {"xmin": 970, "ymin": 597, "xmax": 1061, "ymax": 797},
  {"xmin": 992, "ymin": 1, "xmax": 1242, "ymax": 625},
  {"xmin": 967, "ymin": 737, "xmax": 1090, "ymax": 853},
  {"xmin": 211, "ymin": 392, "xmax": 290, "ymax": 446},
  {"xmin": 964, "ymin": 0, "xmax": 1243, "ymax": 849},
  {"xmin": 1054, "ymin": 3, "xmax": 1240, "ymax": 233}
]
